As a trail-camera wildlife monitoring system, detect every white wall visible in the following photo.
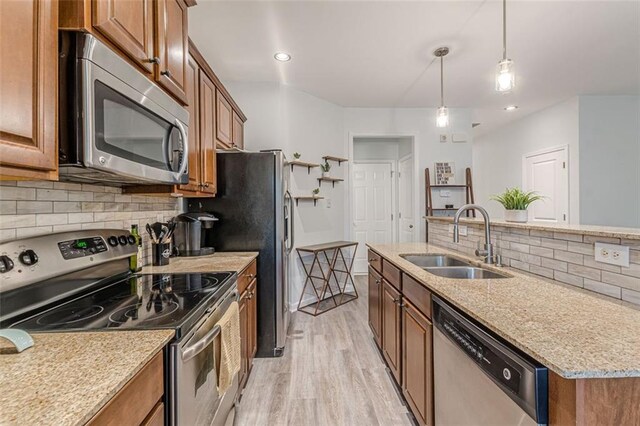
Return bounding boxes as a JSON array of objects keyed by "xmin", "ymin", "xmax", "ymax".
[
  {"xmin": 472, "ymin": 98, "xmax": 580, "ymax": 222},
  {"xmin": 345, "ymin": 108, "xmax": 474, "ymax": 240},
  {"xmin": 579, "ymin": 96, "xmax": 640, "ymax": 227}
]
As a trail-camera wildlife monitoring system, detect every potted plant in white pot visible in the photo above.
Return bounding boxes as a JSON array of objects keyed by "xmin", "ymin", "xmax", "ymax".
[
  {"xmin": 491, "ymin": 188, "xmax": 544, "ymax": 223},
  {"xmin": 320, "ymin": 160, "xmax": 331, "ymax": 178}
]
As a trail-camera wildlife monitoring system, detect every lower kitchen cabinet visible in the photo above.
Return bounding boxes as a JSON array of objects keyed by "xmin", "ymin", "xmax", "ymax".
[
  {"xmin": 238, "ymin": 259, "xmax": 258, "ymax": 393},
  {"xmin": 368, "ymin": 266, "xmax": 383, "ymax": 348},
  {"xmin": 382, "ymin": 279, "xmax": 402, "ymax": 384},
  {"xmin": 402, "ymin": 299, "xmax": 434, "ymax": 426},
  {"xmin": 88, "ymin": 351, "xmax": 164, "ymax": 426}
]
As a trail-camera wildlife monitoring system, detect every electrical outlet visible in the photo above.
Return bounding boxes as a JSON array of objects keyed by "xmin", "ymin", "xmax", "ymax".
[
  {"xmin": 448, "ymin": 224, "xmax": 467, "ymax": 236},
  {"xmin": 595, "ymin": 242, "xmax": 629, "ymax": 267}
]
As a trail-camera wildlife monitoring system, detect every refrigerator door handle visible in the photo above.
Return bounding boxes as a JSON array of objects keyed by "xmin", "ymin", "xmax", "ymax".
[{"xmin": 285, "ymin": 190, "xmax": 294, "ymax": 253}]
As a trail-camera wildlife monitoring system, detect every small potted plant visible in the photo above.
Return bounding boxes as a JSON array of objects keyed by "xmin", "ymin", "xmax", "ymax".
[
  {"xmin": 293, "ymin": 152, "xmax": 301, "ymax": 160},
  {"xmin": 320, "ymin": 160, "xmax": 331, "ymax": 178},
  {"xmin": 491, "ymin": 188, "xmax": 544, "ymax": 223},
  {"xmin": 312, "ymin": 188, "xmax": 320, "ymax": 197}
]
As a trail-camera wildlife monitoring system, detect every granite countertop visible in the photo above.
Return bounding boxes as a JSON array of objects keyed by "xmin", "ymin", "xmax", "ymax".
[
  {"xmin": 426, "ymin": 215, "xmax": 640, "ymax": 240},
  {"xmin": 0, "ymin": 330, "xmax": 174, "ymax": 426},
  {"xmin": 368, "ymin": 242, "xmax": 640, "ymax": 379},
  {"xmin": 141, "ymin": 252, "xmax": 258, "ymax": 274}
]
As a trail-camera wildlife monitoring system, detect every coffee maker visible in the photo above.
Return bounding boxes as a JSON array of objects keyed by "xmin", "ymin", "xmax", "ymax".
[{"xmin": 173, "ymin": 213, "xmax": 218, "ymax": 256}]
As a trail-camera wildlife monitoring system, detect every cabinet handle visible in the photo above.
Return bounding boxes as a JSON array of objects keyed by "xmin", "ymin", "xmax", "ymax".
[
  {"xmin": 161, "ymin": 70, "xmax": 172, "ymax": 78},
  {"xmin": 203, "ymin": 183, "xmax": 210, "ymax": 188},
  {"xmin": 393, "ymin": 297, "xmax": 402, "ymax": 304},
  {"xmin": 375, "ymin": 279, "xmax": 381, "ymax": 284},
  {"xmin": 368, "ymin": 258, "xmax": 376, "ymax": 262},
  {"xmin": 147, "ymin": 56, "xmax": 160, "ymax": 64},
  {"xmin": 247, "ymin": 273, "xmax": 255, "ymax": 279}
]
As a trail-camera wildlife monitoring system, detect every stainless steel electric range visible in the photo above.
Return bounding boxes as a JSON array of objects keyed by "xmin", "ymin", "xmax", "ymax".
[{"xmin": 0, "ymin": 229, "xmax": 239, "ymax": 426}]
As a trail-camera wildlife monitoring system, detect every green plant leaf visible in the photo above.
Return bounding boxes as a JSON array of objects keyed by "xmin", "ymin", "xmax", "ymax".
[{"xmin": 490, "ymin": 187, "xmax": 545, "ymax": 210}]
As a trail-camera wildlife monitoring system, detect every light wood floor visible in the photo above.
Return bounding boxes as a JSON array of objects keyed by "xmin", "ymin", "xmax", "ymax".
[{"xmin": 235, "ymin": 275, "xmax": 413, "ymax": 426}]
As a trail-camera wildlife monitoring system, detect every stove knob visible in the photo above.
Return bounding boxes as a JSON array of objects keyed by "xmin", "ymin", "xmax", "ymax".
[
  {"xmin": 118, "ymin": 235, "xmax": 128, "ymax": 246},
  {"xmin": 0, "ymin": 255, "xmax": 14, "ymax": 273},
  {"xmin": 127, "ymin": 235, "xmax": 136, "ymax": 245},
  {"xmin": 108, "ymin": 236, "xmax": 119, "ymax": 247},
  {"xmin": 19, "ymin": 249, "xmax": 38, "ymax": 266}
]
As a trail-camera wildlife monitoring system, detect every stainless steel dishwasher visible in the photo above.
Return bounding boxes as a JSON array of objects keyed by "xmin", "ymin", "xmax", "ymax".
[{"xmin": 433, "ymin": 296, "xmax": 548, "ymax": 425}]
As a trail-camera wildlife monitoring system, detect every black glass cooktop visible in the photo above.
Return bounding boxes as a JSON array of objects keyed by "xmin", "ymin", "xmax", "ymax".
[{"xmin": 9, "ymin": 272, "xmax": 235, "ymax": 338}]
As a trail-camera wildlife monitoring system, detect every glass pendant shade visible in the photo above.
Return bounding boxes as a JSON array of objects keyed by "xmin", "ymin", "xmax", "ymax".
[
  {"xmin": 436, "ymin": 106, "xmax": 449, "ymax": 128},
  {"xmin": 495, "ymin": 58, "xmax": 515, "ymax": 92}
]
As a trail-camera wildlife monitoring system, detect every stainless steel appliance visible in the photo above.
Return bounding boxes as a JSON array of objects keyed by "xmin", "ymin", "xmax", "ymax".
[
  {"xmin": 58, "ymin": 32, "xmax": 189, "ymax": 185},
  {"xmin": 0, "ymin": 230, "xmax": 238, "ymax": 426},
  {"xmin": 433, "ymin": 296, "xmax": 548, "ymax": 425},
  {"xmin": 188, "ymin": 150, "xmax": 292, "ymax": 357},
  {"xmin": 173, "ymin": 213, "xmax": 218, "ymax": 257}
]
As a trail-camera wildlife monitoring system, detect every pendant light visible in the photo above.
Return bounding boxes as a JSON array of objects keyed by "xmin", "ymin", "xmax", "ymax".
[
  {"xmin": 434, "ymin": 47, "xmax": 450, "ymax": 128},
  {"xmin": 495, "ymin": 0, "xmax": 515, "ymax": 92}
]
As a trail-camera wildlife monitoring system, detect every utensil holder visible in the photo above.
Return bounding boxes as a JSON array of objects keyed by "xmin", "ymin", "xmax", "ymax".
[{"xmin": 152, "ymin": 243, "xmax": 171, "ymax": 266}]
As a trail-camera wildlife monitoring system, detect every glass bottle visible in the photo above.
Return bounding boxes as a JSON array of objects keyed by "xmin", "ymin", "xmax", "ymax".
[{"xmin": 130, "ymin": 224, "xmax": 143, "ymax": 272}]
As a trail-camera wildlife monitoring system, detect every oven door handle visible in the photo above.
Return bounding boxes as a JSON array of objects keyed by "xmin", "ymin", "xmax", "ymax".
[
  {"xmin": 181, "ymin": 324, "xmax": 221, "ymax": 362},
  {"xmin": 175, "ymin": 119, "xmax": 189, "ymax": 177}
]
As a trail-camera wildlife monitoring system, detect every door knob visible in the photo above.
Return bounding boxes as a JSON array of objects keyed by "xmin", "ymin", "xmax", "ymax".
[{"xmin": 409, "ymin": 225, "xmax": 414, "ymax": 229}]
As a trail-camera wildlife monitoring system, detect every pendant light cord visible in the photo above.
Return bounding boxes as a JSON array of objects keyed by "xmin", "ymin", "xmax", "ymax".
[
  {"xmin": 503, "ymin": 0, "xmax": 507, "ymax": 60},
  {"xmin": 440, "ymin": 55, "xmax": 444, "ymax": 107}
]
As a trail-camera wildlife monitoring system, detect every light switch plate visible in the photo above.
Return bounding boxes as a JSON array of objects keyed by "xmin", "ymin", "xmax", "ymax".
[
  {"xmin": 448, "ymin": 224, "xmax": 468, "ymax": 236},
  {"xmin": 595, "ymin": 242, "xmax": 629, "ymax": 267},
  {"xmin": 452, "ymin": 133, "xmax": 467, "ymax": 143}
]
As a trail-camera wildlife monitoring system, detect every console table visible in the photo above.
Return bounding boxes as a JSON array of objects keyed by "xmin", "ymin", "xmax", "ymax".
[{"xmin": 296, "ymin": 241, "xmax": 358, "ymax": 316}]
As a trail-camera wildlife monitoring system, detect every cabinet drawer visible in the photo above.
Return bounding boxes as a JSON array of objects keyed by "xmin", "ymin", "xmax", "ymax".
[
  {"xmin": 403, "ymin": 273, "xmax": 432, "ymax": 320},
  {"xmin": 382, "ymin": 259, "xmax": 402, "ymax": 291},
  {"xmin": 238, "ymin": 259, "xmax": 257, "ymax": 294},
  {"xmin": 368, "ymin": 249, "xmax": 382, "ymax": 273},
  {"xmin": 88, "ymin": 351, "xmax": 164, "ymax": 426}
]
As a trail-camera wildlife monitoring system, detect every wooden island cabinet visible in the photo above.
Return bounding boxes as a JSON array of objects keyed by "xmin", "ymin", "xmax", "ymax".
[{"xmin": 237, "ymin": 259, "xmax": 258, "ymax": 392}]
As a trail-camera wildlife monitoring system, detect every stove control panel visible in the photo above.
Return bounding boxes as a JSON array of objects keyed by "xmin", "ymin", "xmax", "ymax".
[{"xmin": 58, "ymin": 237, "xmax": 108, "ymax": 260}]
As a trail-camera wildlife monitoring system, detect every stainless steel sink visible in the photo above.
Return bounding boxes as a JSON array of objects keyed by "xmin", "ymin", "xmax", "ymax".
[
  {"xmin": 401, "ymin": 254, "xmax": 471, "ymax": 268},
  {"xmin": 425, "ymin": 266, "xmax": 511, "ymax": 279}
]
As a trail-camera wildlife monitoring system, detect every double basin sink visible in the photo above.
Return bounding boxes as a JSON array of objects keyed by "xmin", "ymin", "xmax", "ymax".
[{"xmin": 400, "ymin": 254, "xmax": 510, "ymax": 279}]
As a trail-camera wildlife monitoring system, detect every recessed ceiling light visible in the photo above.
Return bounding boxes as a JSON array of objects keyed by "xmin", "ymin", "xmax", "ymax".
[
  {"xmin": 504, "ymin": 105, "xmax": 519, "ymax": 111},
  {"xmin": 274, "ymin": 52, "xmax": 291, "ymax": 62}
]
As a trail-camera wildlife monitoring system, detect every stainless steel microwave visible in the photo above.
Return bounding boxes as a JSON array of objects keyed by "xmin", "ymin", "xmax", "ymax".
[{"xmin": 59, "ymin": 32, "xmax": 189, "ymax": 185}]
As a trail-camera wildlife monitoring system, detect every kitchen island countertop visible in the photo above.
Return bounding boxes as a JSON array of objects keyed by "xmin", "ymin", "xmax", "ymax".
[
  {"xmin": 368, "ymin": 242, "xmax": 640, "ymax": 379},
  {"xmin": 0, "ymin": 329, "xmax": 174, "ymax": 426}
]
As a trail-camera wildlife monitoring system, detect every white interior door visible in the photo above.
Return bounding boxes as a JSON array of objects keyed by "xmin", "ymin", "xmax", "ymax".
[
  {"xmin": 523, "ymin": 146, "xmax": 569, "ymax": 223},
  {"xmin": 398, "ymin": 155, "xmax": 415, "ymax": 242},
  {"xmin": 352, "ymin": 163, "xmax": 393, "ymax": 274}
]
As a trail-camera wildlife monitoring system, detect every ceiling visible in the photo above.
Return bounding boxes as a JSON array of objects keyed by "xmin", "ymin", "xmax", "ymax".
[{"xmin": 189, "ymin": 1, "xmax": 640, "ymax": 135}]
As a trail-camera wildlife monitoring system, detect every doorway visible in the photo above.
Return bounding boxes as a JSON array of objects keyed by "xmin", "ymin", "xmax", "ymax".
[
  {"xmin": 522, "ymin": 145, "xmax": 569, "ymax": 223},
  {"xmin": 349, "ymin": 136, "xmax": 417, "ymax": 274}
]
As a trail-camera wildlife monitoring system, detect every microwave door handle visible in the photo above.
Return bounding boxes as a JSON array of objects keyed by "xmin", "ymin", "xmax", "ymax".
[{"xmin": 175, "ymin": 119, "xmax": 189, "ymax": 177}]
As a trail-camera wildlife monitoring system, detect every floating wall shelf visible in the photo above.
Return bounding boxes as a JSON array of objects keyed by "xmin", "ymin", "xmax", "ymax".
[
  {"xmin": 317, "ymin": 177, "xmax": 344, "ymax": 188},
  {"xmin": 322, "ymin": 156, "xmax": 348, "ymax": 166},
  {"xmin": 294, "ymin": 196, "xmax": 324, "ymax": 206},
  {"xmin": 288, "ymin": 160, "xmax": 320, "ymax": 174}
]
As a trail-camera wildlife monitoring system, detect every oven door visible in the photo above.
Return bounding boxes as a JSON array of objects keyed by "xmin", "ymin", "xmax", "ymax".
[
  {"xmin": 80, "ymin": 59, "xmax": 189, "ymax": 185},
  {"xmin": 169, "ymin": 289, "xmax": 239, "ymax": 426}
]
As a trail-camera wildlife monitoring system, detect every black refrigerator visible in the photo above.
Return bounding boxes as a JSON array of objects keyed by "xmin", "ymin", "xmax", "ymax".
[{"xmin": 187, "ymin": 150, "xmax": 292, "ymax": 357}]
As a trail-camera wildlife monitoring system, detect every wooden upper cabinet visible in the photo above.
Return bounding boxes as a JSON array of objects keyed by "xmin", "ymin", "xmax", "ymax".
[
  {"xmin": 198, "ymin": 71, "xmax": 217, "ymax": 194},
  {"xmin": 0, "ymin": 0, "xmax": 58, "ymax": 180},
  {"xmin": 92, "ymin": 0, "xmax": 154, "ymax": 74},
  {"xmin": 155, "ymin": 0, "xmax": 189, "ymax": 104},
  {"xmin": 179, "ymin": 54, "xmax": 200, "ymax": 193},
  {"xmin": 232, "ymin": 112, "xmax": 244, "ymax": 149},
  {"xmin": 216, "ymin": 91, "xmax": 233, "ymax": 148}
]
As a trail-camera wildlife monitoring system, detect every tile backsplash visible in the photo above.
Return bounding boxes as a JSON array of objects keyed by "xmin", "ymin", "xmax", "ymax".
[
  {"xmin": 0, "ymin": 181, "xmax": 181, "ymax": 263},
  {"xmin": 428, "ymin": 221, "xmax": 640, "ymax": 306}
]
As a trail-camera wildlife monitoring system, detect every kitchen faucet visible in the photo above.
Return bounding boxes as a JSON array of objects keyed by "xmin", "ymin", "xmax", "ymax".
[{"xmin": 452, "ymin": 204, "xmax": 499, "ymax": 265}]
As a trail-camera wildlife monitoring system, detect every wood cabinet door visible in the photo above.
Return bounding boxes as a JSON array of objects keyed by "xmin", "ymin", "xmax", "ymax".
[
  {"xmin": 215, "ymin": 90, "xmax": 233, "ymax": 147},
  {"xmin": 238, "ymin": 290, "xmax": 249, "ymax": 388},
  {"xmin": 382, "ymin": 279, "xmax": 402, "ymax": 384},
  {"xmin": 0, "ymin": 0, "xmax": 58, "ymax": 180},
  {"xmin": 179, "ymin": 54, "xmax": 200, "ymax": 192},
  {"xmin": 93, "ymin": 0, "xmax": 154, "ymax": 73},
  {"xmin": 155, "ymin": 0, "xmax": 188, "ymax": 104},
  {"xmin": 402, "ymin": 300, "xmax": 434, "ymax": 426},
  {"xmin": 232, "ymin": 112, "xmax": 244, "ymax": 149},
  {"xmin": 248, "ymin": 279, "xmax": 258, "ymax": 360},
  {"xmin": 368, "ymin": 267, "xmax": 382, "ymax": 348},
  {"xmin": 198, "ymin": 71, "xmax": 217, "ymax": 194}
]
